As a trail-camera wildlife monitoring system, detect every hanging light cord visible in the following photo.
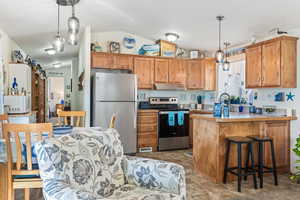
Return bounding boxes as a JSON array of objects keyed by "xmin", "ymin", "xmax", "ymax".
[
  {"xmin": 218, "ymin": 18, "xmax": 221, "ymax": 50},
  {"xmin": 57, "ymin": 4, "xmax": 60, "ymax": 35},
  {"xmin": 72, "ymin": 4, "xmax": 75, "ymax": 17}
]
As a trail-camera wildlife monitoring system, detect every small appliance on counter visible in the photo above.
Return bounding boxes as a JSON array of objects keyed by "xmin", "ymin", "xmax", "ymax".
[
  {"xmin": 4, "ymin": 96, "xmax": 30, "ymax": 114},
  {"xmin": 139, "ymin": 97, "xmax": 189, "ymax": 151}
]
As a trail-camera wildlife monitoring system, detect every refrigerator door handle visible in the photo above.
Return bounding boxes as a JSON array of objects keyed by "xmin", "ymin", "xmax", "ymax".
[{"xmin": 133, "ymin": 101, "xmax": 137, "ymax": 129}]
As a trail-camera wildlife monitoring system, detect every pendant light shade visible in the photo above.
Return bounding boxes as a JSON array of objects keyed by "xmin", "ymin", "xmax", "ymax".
[
  {"xmin": 222, "ymin": 41, "xmax": 230, "ymax": 71},
  {"xmin": 68, "ymin": 32, "xmax": 78, "ymax": 45},
  {"xmin": 68, "ymin": 4, "xmax": 80, "ymax": 34},
  {"xmin": 215, "ymin": 16, "xmax": 225, "ymax": 63},
  {"xmin": 53, "ymin": 4, "xmax": 65, "ymax": 52}
]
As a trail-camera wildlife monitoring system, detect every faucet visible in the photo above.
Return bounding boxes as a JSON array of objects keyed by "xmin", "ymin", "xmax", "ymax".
[
  {"xmin": 219, "ymin": 92, "xmax": 231, "ymax": 117},
  {"xmin": 219, "ymin": 92, "xmax": 230, "ymax": 105}
]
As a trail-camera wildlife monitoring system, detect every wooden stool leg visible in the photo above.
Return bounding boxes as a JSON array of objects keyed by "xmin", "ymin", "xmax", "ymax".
[
  {"xmin": 24, "ymin": 188, "xmax": 30, "ymax": 200},
  {"xmin": 258, "ymin": 142, "xmax": 264, "ymax": 188},
  {"xmin": 270, "ymin": 140, "xmax": 278, "ymax": 186},
  {"xmin": 237, "ymin": 143, "xmax": 242, "ymax": 192},
  {"xmin": 223, "ymin": 140, "xmax": 231, "ymax": 184},
  {"xmin": 249, "ymin": 143, "xmax": 258, "ymax": 189}
]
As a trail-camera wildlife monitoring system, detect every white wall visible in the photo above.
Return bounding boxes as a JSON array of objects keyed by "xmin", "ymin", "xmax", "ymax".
[
  {"xmin": 78, "ymin": 26, "xmax": 91, "ymax": 126},
  {"xmin": 91, "ymin": 31, "xmax": 154, "ymax": 55}
]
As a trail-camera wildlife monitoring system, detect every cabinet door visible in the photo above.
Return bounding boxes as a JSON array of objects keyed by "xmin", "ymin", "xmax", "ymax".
[
  {"xmin": 246, "ymin": 46, "xmax": 262, "ymax": 88},
  {"xmin": 203, "ymin": 58, "xmax": 216, "ymax": 91},
  {"xmin": 262, "ymin": 41, "xmax": 281, "ymax": 87},
  {"xmin": 186, "ymin": 60, "xmax": 204, "ymax": 89},
  {"xmin": 264, "ymin": 122, "xmax": 290, "ymax": 172},
  {"xmin": 154, "ymin": 58, "xmax": 169, "ymax": 83},
  {"xmin": 91, "ymin": 52, "xmax": 114, "ymax": 68},
  {"xmin": 169, "ymin": 59, "xmax": 186, "ymax": 85},
  {"xmin": 134, "ymin": 57, "xmax": 154, "ymax": 89},
  {"xmin": 114, "ymin": 55, "xmax": 134, "ymax": 71}
]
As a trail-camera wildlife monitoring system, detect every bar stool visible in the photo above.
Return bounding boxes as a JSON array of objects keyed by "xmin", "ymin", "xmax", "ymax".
[
  {"xmin": 223, "ymin": 136, "xmax": 258, "ymax": 192},
  {"xmin": 247, "ymin": 136, "xmax": 278, "ymax": 188}
]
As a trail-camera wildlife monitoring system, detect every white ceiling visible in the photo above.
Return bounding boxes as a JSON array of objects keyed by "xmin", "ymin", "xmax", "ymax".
[{"xmin": 1, "ymin": 0, "xmax": 300, "ymax": 66}]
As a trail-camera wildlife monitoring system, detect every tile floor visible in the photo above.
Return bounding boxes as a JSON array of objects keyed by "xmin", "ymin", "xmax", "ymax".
[{"xmin": 16, "ymin": 150, "xmax": 300, "ymax": 200}]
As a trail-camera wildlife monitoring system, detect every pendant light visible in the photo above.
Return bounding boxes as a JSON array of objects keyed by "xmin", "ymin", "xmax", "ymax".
[
  {"xmin": 223, "ymin": 42, "xmax": 230, "ymax": 71},
  {"xmin": 68, "ymin": 3, "xmax": 80, "ymax": 34},
  {"xmin": 215, "ymin": 16, "xmax": 225, "ymax": 63},
  {"xmin": 53, "ymin": 4, "xmax": 65, "ymax": 52},
  {"xmin": 68, "ymin": 32, "xmax": 79, "ymax": 45}
]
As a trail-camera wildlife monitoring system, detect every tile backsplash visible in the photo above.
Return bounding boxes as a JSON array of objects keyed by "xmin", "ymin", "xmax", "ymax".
[{"xmin": 137, "ymin": 90, "xmax": 216, "ymax": 105}]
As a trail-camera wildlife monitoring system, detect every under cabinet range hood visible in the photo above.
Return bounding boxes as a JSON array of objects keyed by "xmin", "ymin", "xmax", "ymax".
[{"xmin": 154, "ymin": 83, "xmax": 186, "ymax": 91}]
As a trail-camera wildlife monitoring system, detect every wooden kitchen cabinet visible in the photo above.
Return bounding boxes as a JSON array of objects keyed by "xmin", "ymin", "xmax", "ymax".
[
  {"xmin": 246, "ymin": 36, "xmax": 298, "ymax": 88},
  {"xmin": 134, "ymin": 57, "xmax": 155, "ymax": 89},
  {"xmin": 114, "ymin": 54, "xmax": 134, "ymax": 71},
  {"xmin": 137, "ymin": 110, "xmax": 158, "ymax": 152},
  {"xmin": 91, "ymin": 52, "xmax": 114, "ymax": 68},
  {"xmin": 186, "ymin": 60, "xmax": 204, "ymax": 89},
  {"xmin": 264, "ymin": 121, "xmax": 290, "ymax": 172},
  {"xmin": 262, "ymin": 40, "xmax": 281, "ymax": 87},
  {"xmin": 203, "ymin": 58, "xmax": 216, "ymax": 91},
  {"xmin": 168, "ymin": 59, "xmax": 186, "ymax": 85},
  {"xmin": 154, "ymin": 58, "xmax": 169, "ymax": 83},
  {"xmin": 246, "ymin": 46, "xmax": 262, "ymax": 88}
]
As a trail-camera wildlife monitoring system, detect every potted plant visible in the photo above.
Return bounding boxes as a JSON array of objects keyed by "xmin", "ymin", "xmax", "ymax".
[{"xmin": 290, "ymin": 135, "xmax": 300, "ymax": 184}]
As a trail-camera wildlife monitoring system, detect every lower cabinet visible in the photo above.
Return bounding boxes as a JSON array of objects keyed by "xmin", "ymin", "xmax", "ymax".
[
  {"xmin": 264, "ymin": 121, "xmax": 290, "ymax": 172},
  {"xmin": 137, "ymin": 110, "xmax": 158, "ymax": 152}
]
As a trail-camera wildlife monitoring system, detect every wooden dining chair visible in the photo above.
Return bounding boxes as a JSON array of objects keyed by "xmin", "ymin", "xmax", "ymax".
[
  {"xmin": 0, "ymin": 114, "xmax": 8, "ymax": 138},
  {"xmin": 3, "ymin": 123, "xmax": 53, "ymax": 200},
  {"xmin": 57, "ymin": 111, "xmax": 86, "ymax": 127},
  {"xmin": 109, "ymin": 114, "xmax": 117, "ymax": 128}
]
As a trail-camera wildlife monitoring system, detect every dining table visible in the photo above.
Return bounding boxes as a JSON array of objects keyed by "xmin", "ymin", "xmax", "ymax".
[{"xmin": 0, "ymin": 126, "xmax": 104, "ymax": 200}]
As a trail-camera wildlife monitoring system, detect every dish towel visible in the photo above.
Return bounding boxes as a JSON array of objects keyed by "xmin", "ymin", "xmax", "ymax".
[
  {"xmin": 178, "ymin": 111, "xmax": 185, "ymax": 126},
  {"xmin": 168, "ymin": 112, "xmax": 175, "ymax": 126}
]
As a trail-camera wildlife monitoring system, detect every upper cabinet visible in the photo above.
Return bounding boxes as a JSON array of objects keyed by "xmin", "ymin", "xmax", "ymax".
[
  {"xmin": 186, "ymin": 60, "xmax": 204, "ymax": 89},
  {"xmin": 246, "ymin": 36, "xmax": 298, "ymax": 88},
  {"xmin": 91, "ymin": 52, "xmax": 133, "ymax": 71},
  {"xmin": 91, "ymin": 52, "xmax": 217, "ymax": 90},
  {"xmin": 154, "ymin": 58, "xmax": 169, "ymax": 83},
  {"xmin": 134, "ymin": 57, "xmax": 155, "ymax": 89},
  {"xmin": 246, "ymin": 46, "xmax": 262, "ymax": 88},
  {"xmin": 202, "ymin": 58, "xmax": 216, "ymax": 91},
  {"xmin": 168, "ymin": 59, "xmax": 186, "ymax": 85}
]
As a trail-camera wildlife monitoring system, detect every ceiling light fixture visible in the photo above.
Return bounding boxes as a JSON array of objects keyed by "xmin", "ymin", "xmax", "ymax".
[
  {"xmin": 45, "ymin": 48, "xmax": 56, "ymax": 55},
  {"xmin": 68, "ymin": 32, "xmax": 78, "ymax": 45},
  {"xmin": 215, "ymin": 15, "xmax": 225, "ymax": 63},
  {"xmin": 53, "ymin": 63, "xmax": 62, "ymax": 68},
  {"xmin": 223, "ymin": 42, "xmax": 230, "ymax": 71},
  {"xmin": 165, "ymin": 33, "xmax": 180, "ymax": 42},
  {"xmin": 68, "ymin": 3, "xmax": 80, "ymax": 35},
  {"xmin": 52, "ymin": 4, "xmax": 65, "ymax": 52}
]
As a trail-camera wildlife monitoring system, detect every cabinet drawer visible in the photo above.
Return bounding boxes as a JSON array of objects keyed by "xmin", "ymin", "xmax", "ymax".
[
  {"xmin": 137, "ymin": 115, "xmax": 157, "ymax": 124},
  {"xmin": 138, "ymin": 124, "xmax": 157, "ymax": 132},
  {"xmin": 138, "ymin": 132, "xmax": 157, "ymax": 148}
]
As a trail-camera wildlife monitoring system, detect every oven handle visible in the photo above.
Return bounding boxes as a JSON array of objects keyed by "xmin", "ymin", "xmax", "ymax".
[{"xmin": 159, "ymin": 111, "xmax": 189, "ymax": 115}]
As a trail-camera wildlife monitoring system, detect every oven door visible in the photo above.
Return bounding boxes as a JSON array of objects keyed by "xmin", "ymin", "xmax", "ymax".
[{"xmin": 158, "ymin": 111, "xmax": 189, "ymax": 138}]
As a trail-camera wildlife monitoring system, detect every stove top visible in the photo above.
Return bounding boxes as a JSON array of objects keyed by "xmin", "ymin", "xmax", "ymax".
[{"xmin": 138, "ymin": 101, "xmax": 189, "ymax": 112}]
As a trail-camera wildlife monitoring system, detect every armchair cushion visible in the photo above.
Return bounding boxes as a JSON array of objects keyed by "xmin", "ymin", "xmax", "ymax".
[
  {"xmin": 36, "ymin": 128, "xmax": 125, "ymax": 198},
  {"xmin": 122, "ymin": 156, "xmax": 186, "ymax": 200}
]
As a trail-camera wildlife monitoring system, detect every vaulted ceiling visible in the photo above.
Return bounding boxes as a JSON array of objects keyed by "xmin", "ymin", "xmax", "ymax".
[{"xmin": 0, "ymin": 0, "xmax": 300, "ymax": 66}]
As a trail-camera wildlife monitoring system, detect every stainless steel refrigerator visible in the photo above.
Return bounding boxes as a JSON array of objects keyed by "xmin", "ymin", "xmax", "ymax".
[{"xmin": 91, "ymin": 72, "xmax": 137, "ymax": 154}]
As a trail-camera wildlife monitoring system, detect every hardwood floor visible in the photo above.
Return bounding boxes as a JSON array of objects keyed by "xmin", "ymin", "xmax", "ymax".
[{"xmin": 15, "ymin": 150, "xmax": 300, "ymax": 200}]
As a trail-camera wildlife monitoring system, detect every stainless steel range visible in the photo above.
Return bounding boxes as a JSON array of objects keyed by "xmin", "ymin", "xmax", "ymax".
[{"xmin": 139, "ymin": 97, "xmax": 190, "ymax": 151}]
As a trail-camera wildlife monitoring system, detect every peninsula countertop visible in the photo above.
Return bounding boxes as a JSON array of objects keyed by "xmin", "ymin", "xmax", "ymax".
[{"xmin": 190, "ymin": 113, "xmax": 297, "ymax": 122}]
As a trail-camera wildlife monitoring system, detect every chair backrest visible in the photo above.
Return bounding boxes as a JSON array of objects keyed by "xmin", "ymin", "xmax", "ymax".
[
  {"xmin": 3, "ymin": 123, "xmax": 53, "ymax": 177},
  {"xmin": 35, "ymin": 128, "xmax": 125, "ymax": 198},
  {"xmin": 109, "ymin": 114, "xmax": 116, "ymax": 128},
  {"xmin": 0, "ymin": 114, "xmax": 8, "ymax": 138},
  {"xmin": 57, "ymin": 111, "xmax": 86, "ymax": 127}
]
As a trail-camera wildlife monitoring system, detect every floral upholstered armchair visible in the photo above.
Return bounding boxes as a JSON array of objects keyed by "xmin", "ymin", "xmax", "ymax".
[{"xmin": 35, "ymin": 128, "xmax": 186, "ymax": 200}]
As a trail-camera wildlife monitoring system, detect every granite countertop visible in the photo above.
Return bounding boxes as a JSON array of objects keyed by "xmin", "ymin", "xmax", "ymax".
[{"xmin": 190, "ymin": 112, "xmax": 297, "ymax": 122}]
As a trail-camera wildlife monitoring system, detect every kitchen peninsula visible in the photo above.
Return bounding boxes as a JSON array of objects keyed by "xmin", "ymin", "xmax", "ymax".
[{"xmin": 191, "ymin": 113, "xmax": 296, "ymax": 183}]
